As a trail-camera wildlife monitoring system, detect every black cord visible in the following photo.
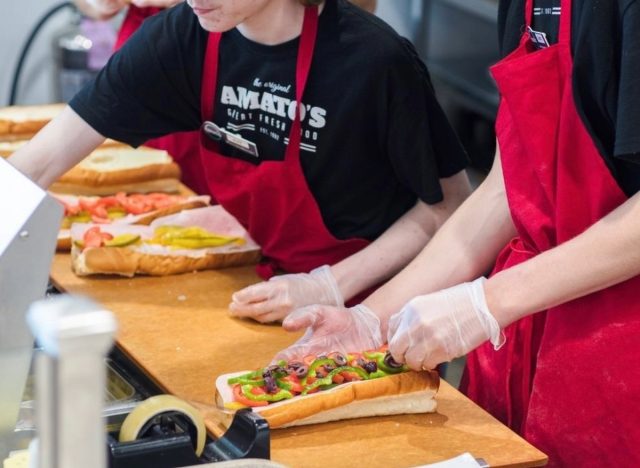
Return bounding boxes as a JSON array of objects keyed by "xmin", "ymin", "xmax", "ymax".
[{"xmin": 9, "ymin": 1, "xmax": 76, "ymax": 106}]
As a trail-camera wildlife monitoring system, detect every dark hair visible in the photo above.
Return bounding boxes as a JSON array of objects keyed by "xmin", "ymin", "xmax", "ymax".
[{"xmin": 299, "ymin": 0, "xmax": 323, "ymax": 5}]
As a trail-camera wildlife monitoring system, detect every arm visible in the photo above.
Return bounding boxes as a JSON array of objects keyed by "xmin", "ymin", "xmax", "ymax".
[
  {"xmin": 8, "ymin": 106, "xmax": 106, "ymax": 188},
  {"xmin": 229, "ymin": 169, "xmax": 472, "ymax": 323},
  {"xmin": 364, "ymin": 148, "xmax": 516, "ymax": 334},
  {"xmin": 333, "ymin": 169, "xmax": 472, "ymax": 301},
  {"xmin": 486, "ymin": 188, "xmax": 640, "ymax": 327}
]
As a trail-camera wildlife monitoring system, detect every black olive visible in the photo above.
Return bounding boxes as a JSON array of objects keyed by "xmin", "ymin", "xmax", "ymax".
[
  {"xmin": 316, "ymin": 370, "xmax": 326, "ymax": 378},
  {"xmin": 384, "ymin": 351, "xmax": 403, "ymax": 369},
  {"xmin": 329, "ymin": 352, "xmax": 347, "ymax": 366},
  {"xmin": 356, "ymin": 357, "xmax": 367, "ymax": 368},
  {"xmin": 295, "ymin": 365, "xmax": 309, "ymax": 378},
  {"xmin": 318, "ymin": 354, "xmax": 328, "ymax": 360},
  {"xmin": 287, "ymin": 361, "xmax": 303, "ymax": 370},
  {"xmin": 363, "ymin": 361, "xmax": 377, "ymax": 373},
  {"xmin": 264, "ymin": 375, "xmax": 278, "ymax": 394}
]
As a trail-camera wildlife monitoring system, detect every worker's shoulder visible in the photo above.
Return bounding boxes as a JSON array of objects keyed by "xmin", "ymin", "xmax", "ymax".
[
  {"xmin": 139, "ymin": 2, "xmax": 203, "ymax": 37},
  {"xmin": 333, "ymin": 0, "xmax": 421, "ymax": 66}
]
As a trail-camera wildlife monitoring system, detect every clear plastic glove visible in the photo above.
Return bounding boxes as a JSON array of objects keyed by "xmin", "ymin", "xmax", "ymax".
[
  {"xmin": 273, "ymin": 304, "xmax": 383, "ymax": 363},
  {"xmin": 387, "ymin": 277, "xmax": 505, "ymax": 371},
  {"xmin": 229, "ymin": 265, "xmax": 343, "ymax": 323}
]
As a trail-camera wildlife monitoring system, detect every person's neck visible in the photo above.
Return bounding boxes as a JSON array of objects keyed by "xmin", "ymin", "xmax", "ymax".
[{"xmin": 237, "ymin": 0, "xmax": 324, "ymax": 45}]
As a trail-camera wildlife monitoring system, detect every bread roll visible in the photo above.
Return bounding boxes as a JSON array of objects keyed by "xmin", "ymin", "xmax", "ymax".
[
  {"xmin": 50, "ymin": 146, "xmax": 182, "ymax": 195},
  {"xmin": 216, "ymin": 370, "xmax": 439, "ymax": 429},
  {"xmin": 0, "ymin": 103, "xmax": 65, "ymax": 140}
]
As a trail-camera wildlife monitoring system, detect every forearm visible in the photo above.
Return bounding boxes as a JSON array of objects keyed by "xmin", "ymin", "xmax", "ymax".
[
  {"xmin": 8, "ymin": 106, "xmax": 106, "ymax": 188},
  {"xmin": 364, "ymin": 154, "xmax": 516, "ymax": 333},
  {"xmin": 486, "ymin": 190, "xmax": 640, "ymax": 327},
  {"xmin": 332, "ymin": 170, "xmax": 472, "ymax": 301}
]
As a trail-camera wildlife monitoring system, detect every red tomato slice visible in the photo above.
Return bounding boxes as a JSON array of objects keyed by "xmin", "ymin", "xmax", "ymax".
[
  {"xmin": 232, "ymin": 385, "xmax": 268, "ymax": 407},
  {"xmin": 281, "ymin": 375, "xmax": 303, "ymax": 394},
  {"xmin": 83, "ymin": 226, "xmax": 105, "ymax": 248},
  {"xmin": 332, "ymin": 374, "xmax": 345, "ymax": 384}
]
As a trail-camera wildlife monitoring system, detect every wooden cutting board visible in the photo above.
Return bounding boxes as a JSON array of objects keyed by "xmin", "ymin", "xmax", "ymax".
[{"xmin": 49, "ymin": 254, "xmax": 547, "ymax": 467}]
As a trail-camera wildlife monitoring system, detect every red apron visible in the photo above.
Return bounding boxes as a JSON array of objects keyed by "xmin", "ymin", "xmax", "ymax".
[
  {"xmin": 198, "ymin": 6, "xmax": 369, "ymax": 279},
  {"xmin": 114, "ymin": 5, "xmax": 211, "ymax": 196},
  {"xmin": 460, "ymin": 0, "xmax": 640, "ymax": 465}
]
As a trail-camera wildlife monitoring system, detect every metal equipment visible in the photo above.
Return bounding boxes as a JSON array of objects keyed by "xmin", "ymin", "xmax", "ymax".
[{"xmin": 0, "ymin": 158, "xmax": 62, "ymax": 460}]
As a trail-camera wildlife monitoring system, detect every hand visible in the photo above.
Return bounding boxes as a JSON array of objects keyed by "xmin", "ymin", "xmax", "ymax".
[
  {"xmin": 387, "ymin": 278, "xmax": 504, "ymax": 371},
  {"xmin": 229, "ymin": 265, "xmax": 343, "ymax": 323},
  {"xmin": 273, "ymin": 304, "xmax": 382, "ymax": 363}
]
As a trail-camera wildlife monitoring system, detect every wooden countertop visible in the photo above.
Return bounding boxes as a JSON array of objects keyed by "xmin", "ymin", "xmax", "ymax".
[{"xmin": 50, "ymin": 254, "xmax": 547, "ymax": 467}]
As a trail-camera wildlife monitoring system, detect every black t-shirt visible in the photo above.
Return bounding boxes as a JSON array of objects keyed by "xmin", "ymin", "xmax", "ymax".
[
  {"xmin": 70, "ymin": 0, "xmax": 468, "ymax": 241},
  {"xmin": 498, "ymin": 0, "xmax": 640, "ymax": 196}
]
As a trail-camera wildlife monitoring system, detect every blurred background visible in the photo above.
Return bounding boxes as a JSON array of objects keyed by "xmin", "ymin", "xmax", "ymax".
[{"xmin": 0, "ymin": 0, "xmax": 500, "ymax": 177}]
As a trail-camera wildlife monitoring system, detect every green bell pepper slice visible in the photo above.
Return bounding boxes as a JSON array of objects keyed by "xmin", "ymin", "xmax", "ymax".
[{"xmin": 240, "ymin": 385, "xmax": 293, "ymax": 402}]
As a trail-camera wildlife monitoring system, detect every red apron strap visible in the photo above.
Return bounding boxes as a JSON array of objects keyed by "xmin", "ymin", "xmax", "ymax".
[
  {"xmin": 285, "ymin": 6, "xmax": 319, "ymax": 162},
  {"xmin": 524, "ymin": 0, "xmax": 534, "ymax": 27},
  {"xmin": 558, "ymin": 0, "xmax": 573, "ymax": 46},
  {"xmin": 201, "ymin": 33, "xmax": 222, "ymax": 122}
]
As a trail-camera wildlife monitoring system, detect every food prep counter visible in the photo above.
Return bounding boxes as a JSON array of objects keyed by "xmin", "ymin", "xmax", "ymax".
[{"xmin": 49, "ymin": 253, "xmax": 548, "ymax": 467}]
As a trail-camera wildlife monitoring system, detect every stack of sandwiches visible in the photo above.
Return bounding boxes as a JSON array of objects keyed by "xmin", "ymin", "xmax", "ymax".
[{"xmin": 1, "ymin": 103, "xmax": 261, "ymax": 275}]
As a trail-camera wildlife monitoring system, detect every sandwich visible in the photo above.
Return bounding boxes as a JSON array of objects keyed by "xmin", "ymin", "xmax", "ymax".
[
  {"xmin": 0, "ymin": 103, "xmax": 65, "ymax": 141},
  {"xmin": 215, "ymin": 347, "xmax": 439, "ymax": 428},
  {"xmin": 70, "ymin": 205, "xmax": 261, "ymax": 277},
  {"xmin": 0, "ymin": 138, "xmax": 127, "ymax": 158},
  {"xmin": 49, "ymin": 146, "xmax": 182, "ymax": 196},
  {"xmin": 54, "ymin": 192, "xmax": 211, "ymax": 250}
]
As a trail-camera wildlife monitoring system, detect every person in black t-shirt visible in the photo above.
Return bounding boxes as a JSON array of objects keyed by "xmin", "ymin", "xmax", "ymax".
[
  {"xmin": 9, "ymin": 0, "xmax": 470, "ymax": 323},
  {"xmin": 275, "ymin": 1, "xmax": 640, "ymax": 465}
]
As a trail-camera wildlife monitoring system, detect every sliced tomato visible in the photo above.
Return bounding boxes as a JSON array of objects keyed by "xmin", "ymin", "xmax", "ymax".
[
  {"xmin": 332, "ymin": 373, "xmax": 345, "ymax": 384},
  {"xmin": 232, "ymin": 385, "xmax": 268, "ymax": 407},
  {"xmin": 281, "ymin": 375, "xmax": 303, "ymax": 394},
  {"xmin": 83, "ymin": 226, "xmax": 105, "ymax": 248},
  {"xmin": 250, "ymin": 386, "xmax": 267, "ymax": 395},
  {"xmin": 341, "ymin": 371, "xmax": 363, "ymax": 382}
]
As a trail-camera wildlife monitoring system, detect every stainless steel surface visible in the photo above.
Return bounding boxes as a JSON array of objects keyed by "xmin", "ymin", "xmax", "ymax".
[
  {"xmin": 0, "ymin": 158, "xmax": 62, "ymax": 460},
  {"xmin": 27, "ymin": 295, "xmax": 117, "ymax": 468}
]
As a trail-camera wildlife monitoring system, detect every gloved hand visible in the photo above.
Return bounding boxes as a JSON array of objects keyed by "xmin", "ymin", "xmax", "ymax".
[
  {"xmin": 273, "ymin": 304, "xmax": 383, "ymax": 363},
  {"xmin": 229, "ymin": 265, "xmax": 343, "ymax": 323},
  {"xmin": 387, "ymin": 277, "xmax": 505, "ymax": 371}
]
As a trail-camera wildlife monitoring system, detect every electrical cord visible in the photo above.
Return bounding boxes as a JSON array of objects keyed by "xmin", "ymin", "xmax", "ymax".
[{"xmin": 9, "ymin": 1, "xmax": 76, "ymax": 105}]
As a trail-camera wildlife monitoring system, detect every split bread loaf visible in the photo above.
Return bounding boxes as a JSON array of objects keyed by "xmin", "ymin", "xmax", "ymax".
[
  {"xmin": 0, "ymin": 103, "xmax": 65, "ymax": 140},
  {"xmin": 0, "ymin": 138, "xmax": 127, "ymax": 158},
  {"xmin": 49, "ymin": 146, "xmax": 182, "ymax": 195},
  {"xmin": 71, "ymin": 205, "xmax": 261, "ymax": 276},
  {"xmin": 216, "ymin": 370, "xmax": 439, "ymax": 429}
]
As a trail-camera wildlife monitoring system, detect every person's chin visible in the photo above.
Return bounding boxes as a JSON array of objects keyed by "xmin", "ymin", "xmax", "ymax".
[{"xmin": 196, "ymin": 16, "xmax": 235, "ymax": 33}]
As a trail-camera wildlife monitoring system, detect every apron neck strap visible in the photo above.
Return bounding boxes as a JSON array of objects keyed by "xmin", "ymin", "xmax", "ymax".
[
  {"xmin": 201, "ymin": 32, "xmax": 221, "ymax": 122},
  {"xmin": 558, "ymin": 0, "xmax": 572, "ymax": 46},
  {"xmin": 285, "ymin": 5, "xmax": 319, "ymax": 161}
]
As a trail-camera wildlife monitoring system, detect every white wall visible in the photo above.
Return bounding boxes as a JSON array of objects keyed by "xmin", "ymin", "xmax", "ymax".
[{"xmin": 0, "ymin": 0, "xmax": 420, "ymax": 107}]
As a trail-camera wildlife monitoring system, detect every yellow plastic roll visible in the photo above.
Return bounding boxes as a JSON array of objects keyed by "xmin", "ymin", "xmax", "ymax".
[{"xmin": 119, "ymin": 394, "xmax": 206, "ymax": 457}]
